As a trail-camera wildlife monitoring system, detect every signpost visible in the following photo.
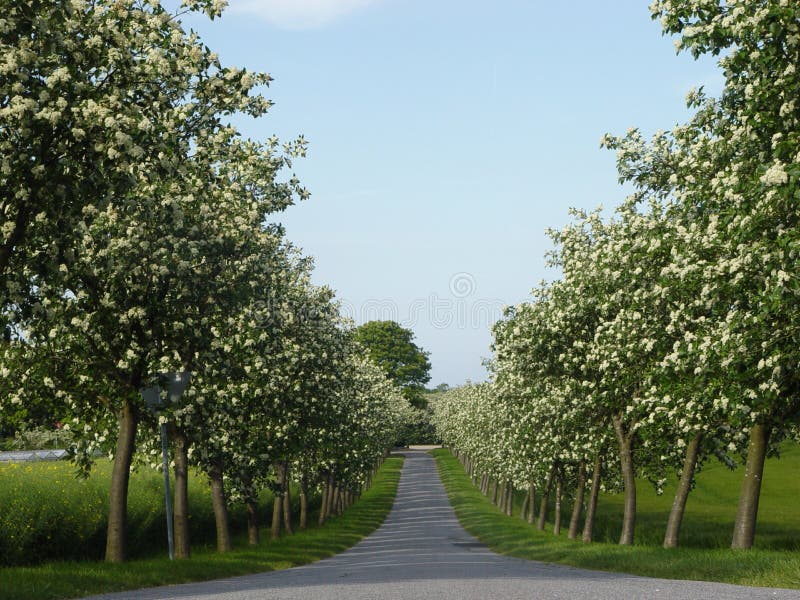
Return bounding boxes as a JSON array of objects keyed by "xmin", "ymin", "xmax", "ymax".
[{"xmin": 139, "ymin": 371, "xmax": 191, "ymax": 561}]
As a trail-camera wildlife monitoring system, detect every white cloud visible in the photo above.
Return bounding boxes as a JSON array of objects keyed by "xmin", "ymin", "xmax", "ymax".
[{"xmin": 228, "ymin": 0, "xmax": 381, "ymax": 29}]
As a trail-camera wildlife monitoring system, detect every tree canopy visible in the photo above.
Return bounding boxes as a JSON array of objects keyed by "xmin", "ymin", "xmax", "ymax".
[{"xmin": 353, "ymin": 321, "xmax": 431, "ymax": 408}]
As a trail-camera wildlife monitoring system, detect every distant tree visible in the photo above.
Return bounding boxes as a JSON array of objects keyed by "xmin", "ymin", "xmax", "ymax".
[
  {"xmin": 433, "ymin": 383, "xmax": 450, "ymax": 393},
  {"xmin": 354, "ymin": 321, "xmax": 431, "ymax": 408}
]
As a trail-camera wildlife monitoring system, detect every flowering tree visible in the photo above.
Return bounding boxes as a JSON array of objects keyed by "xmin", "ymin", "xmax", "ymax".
[
  {"xmin": 637, "ymin": 0, "xmax": 800, "ymax": 549},
  {"xmin": 1, "ymin": 0, "xmax": 309, "ymax": 562},
  {"xmin": 1, "ymin": 0, "xmax": 244, "ymax": 316}
]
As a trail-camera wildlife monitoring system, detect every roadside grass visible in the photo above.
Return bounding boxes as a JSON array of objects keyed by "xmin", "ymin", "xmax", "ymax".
[
  {"xmin": 0, "ymin": 456, "xmax": 403, "ymax": 600},
  {"xmin": 0, "ymin": 459, "xmax": 265, "ymax": 566},
  {"xmin": 432, "ymin": 448, "xmax": 800, "ymax": 589}
]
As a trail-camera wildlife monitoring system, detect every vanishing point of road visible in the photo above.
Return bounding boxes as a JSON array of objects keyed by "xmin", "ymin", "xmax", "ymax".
[{"xmin": 85, "ymin": 450, "xmax": 800, "ymax": 600}]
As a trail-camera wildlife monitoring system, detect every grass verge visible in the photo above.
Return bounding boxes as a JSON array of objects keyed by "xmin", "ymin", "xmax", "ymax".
[
  {"xmin": 432, "ymin": 449, "xmax": 800, "ymax": 590},
  {"xmin": 0, "ymin": 456, "xmax": 403, "ymax": 600}
]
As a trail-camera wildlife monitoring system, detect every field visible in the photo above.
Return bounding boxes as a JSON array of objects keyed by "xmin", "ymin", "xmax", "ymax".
[
  {"xmin": 433, "ymin": 448, "xmax": 800, "ymax": 589},
  {"xmin": 0, "ymin": 459, "xmax": 272, "ymax": 566},
  {"xmin": 0, "ymin": 457, "xmax": 403, "ymax": 600}
]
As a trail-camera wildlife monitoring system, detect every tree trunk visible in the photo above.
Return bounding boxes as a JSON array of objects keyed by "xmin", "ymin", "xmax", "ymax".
[
  {"xmin": 326, "ymin": 476, "xmax": 336, "ymax": 517},
  {"xmin": 731, "ymin": 423, "xmax": 771, "ymax": 550},
  {"xmin": 300, "ymin": 476, "xmax": 309, "ymax": 530},
  {"xmin": 553, "ymin": 473, "xmax": 563, "ymax": 535},
  {"xmin": 582, "ymin": 454, "xmax": 602, "ymax": 543},
  {"xmin": 537, "ymin": 464, "xmax": 556, "ymax": 531},
  {"xmin": 271, "ymin": 493, "xmax": 282, "ymax": 539},
  {"xmin": 319, "ymin": 477, "xmax": 329, "ymax": 525},
  {"xmin": 282, "ymin": 463, "xmax": 293, "ymax": 535},
  {"xmin": 568, "ymin": 461, "xmax": 587, "ymax": 540},
  {"xmin": 520, "ymin": 487, "xmax": 530, "ymax": 521},
  {"xmin": 527, "ymin": 480, "xmax": 536, "ymax": 525},
  {"xmin": 497, "ymin": 479, "xmax": 506, "ymax": 508},
  {"xmin": 172, "ymin": 428, "xmax": 191, "ymax": 559},
  {"xmin": 663, "ymin": 432, "xmax": 703, "ymax": 548},
  {"xmin": 105, "ymin": 399, "xmax": 138, "ymax": 563},
  {"xmin": 613, "ymin": 415, "xmax": 636, "ymax": 546},
  {"xmin": 208, "ymin": 459, "xmax": 232, "ymax": 552},
  {"xmin": 246, "ymin": 498, "xmax": 259, "ymax": 545},
  {"xmin": 491, "ymin": 478, "xmax": 498, "ymax": 505},
  {"xmin": 505, "ymin": 481, "xmax": 513, "ymax": 516}
]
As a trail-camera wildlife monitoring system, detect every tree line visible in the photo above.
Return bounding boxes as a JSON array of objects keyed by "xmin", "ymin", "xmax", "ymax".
[
  {"xmin": 432, "ymin": 0, "xmax": 800, "ymax": 551},
  {"xmin": 0, "ymin": 0, "xmax": 413, "ymax": 563}
]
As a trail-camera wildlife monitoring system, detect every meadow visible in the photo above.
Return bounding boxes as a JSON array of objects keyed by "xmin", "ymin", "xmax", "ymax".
[
  {"xmin": 433, "ymin": 447, "xmax": 800, "ymax": 589},
  {"xmin": 0, "ymin": 458, "xmax": 270, "ymax": 566}
]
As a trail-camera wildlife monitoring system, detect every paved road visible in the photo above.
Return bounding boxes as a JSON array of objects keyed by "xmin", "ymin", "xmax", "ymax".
[{"xmin": 85, "ymin": 450, "xmax": 800, "ymax": 600}]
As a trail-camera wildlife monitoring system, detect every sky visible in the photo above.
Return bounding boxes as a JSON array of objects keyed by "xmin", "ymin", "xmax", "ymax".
[{"xmin": 179, "ymin": 0, "xmax": 723, "ymax": 387}]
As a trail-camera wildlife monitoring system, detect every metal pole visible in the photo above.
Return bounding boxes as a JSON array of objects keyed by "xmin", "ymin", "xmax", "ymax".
[{"xmin": 160, "ymin": 422, "xmax": 175, "ymax": 560}]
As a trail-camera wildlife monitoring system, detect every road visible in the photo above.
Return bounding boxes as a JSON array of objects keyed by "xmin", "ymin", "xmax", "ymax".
[{"xmin": 84, "ymin": 449, "xmax": 800, "ymax": 600}]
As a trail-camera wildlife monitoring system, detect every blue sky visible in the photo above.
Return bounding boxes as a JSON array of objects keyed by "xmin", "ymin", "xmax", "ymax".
[{"xmin": 182, "ymin": 0, "xmax": 722, "ymax": 386}]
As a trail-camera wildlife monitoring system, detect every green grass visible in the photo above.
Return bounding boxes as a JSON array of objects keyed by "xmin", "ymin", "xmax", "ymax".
[
  {"xmin": 0, "ymin": 459, "xmax": 276, "ymax": 565},
  {"xmin": 432, "ymin": 448, "xmax": 800, "ymax": 589},
  {"xmin": 0, "ymin": 457, "xmax": 403, "ymax": 600}
]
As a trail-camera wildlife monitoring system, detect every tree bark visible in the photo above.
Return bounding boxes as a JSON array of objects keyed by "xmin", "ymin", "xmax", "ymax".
[
  {"xmin": 105, "ymin": 399, "xmax": 138, "ymax": 563},
  {"xmin": 553, "ymin": 473, "xmax": 563, "ymax": 535},
  {"xmin": 491, "ymin": 478, "xmax": 498, "ymax": 505},
  {"xmin": 731, "ymin": 423, "xmax": 771, "ymax": 550},
  {"xmin": 246, "ymin": 498, "xmax": 259, "ymax": 545},
  {"xmin": 520, "ymin": 487, "xmax": 530, "ymax": 521},
  {"xmin": 300, "ymin": 476, "xmax": 309, "ymax": 530},
  {"xmin": 326, "ymin": 476, "xmax": 336, "ymax": 518},
  {"xmin": 271, "ymin": 493, "xmax": 282, "ymax": 539},
  {"xmin": 568, "ymin": 461, "xmax": 587, "ymax": 540},
  {"xmin": 527, "ymin": 480, "xmax": 536, "ymax": 525},
  {"xmin": 582, "ymin": 454, "xmax": 602, "ymax": 543},
  {"xmin": 613, "ymin": 415, "xmax": 636, "ymax": 545},
  {"xmin": 172, "ymin": 428, "xmax": 191, "ymax": 559},
  {"xmin": 505, "ymin": 481, "xmax": 513, "ymax": 516},
  {"xmin": 318, "ymin": 476, "xmax": 329, "ymax": 525},
  {"xmin": 663, "ymin": 432, "xmax": 703, "ymax": 548},
  {"xmin": 282, "ymin": 463, "xmax": 293, "ymax": 535},
  {"xmin": 498, "ymin": 479, "xmax": 506, "ymax": 509},
  {"xmin": 537, "ymin": 464, "xmax": 556, "ymax": 531},
  {"xmin": 208, "ymin": 459, "xmax": 232, "ymax": 552}
]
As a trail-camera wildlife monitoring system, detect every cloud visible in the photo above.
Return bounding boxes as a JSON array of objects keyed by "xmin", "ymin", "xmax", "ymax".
[{"xmin": 228, "ymin": 0, "xmax": 381, "ymax": 29}]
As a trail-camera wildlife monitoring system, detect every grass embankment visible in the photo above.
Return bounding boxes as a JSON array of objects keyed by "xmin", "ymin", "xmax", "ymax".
[
  {"xmin": 0, "ymin": 456, "xmax": 403, "ymax": 600},
  {"xmin": 432, "ymin": 448, "xmax": 800, "ymax": 589}
]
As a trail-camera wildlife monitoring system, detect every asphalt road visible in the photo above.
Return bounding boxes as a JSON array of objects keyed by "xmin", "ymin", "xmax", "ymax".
[{"xmin": 84, "ymin": 450, "xmax": 800, "ymax": 600}]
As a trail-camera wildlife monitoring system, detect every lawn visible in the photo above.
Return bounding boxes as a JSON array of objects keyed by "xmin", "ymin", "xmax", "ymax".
[
  {"xmin": 0, "ymin": 456, "xmax": 403, "ymax": 600},
  {"xmin": 432, "ymin": 448, "xmax": 800, "ymax": 589}
]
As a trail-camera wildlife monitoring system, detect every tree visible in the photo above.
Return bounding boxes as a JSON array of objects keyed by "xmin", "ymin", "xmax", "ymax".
[
  {"xmin": 0, "ymin": 0, "xmax": 308, "ymax": 563},
  {"xmin": 353, "ymin": 321, "xmax": 431, "ymax": 408},
  {"xmin": 0, "ymin": 0, "xmax": 253, "ymax": 323}
]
